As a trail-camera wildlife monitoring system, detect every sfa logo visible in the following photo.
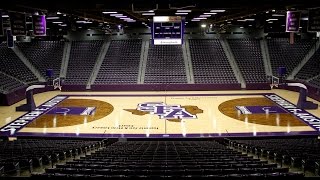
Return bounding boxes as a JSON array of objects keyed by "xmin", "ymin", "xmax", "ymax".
[{"xmin": 137, "ymin": 102, "xmax": 197, "ymax": 119}]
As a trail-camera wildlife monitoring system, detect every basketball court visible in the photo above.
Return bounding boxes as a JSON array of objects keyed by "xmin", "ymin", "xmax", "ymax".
[{"xmin": 0, "ymin": 87, "xmax": 319, "ymax": 138}]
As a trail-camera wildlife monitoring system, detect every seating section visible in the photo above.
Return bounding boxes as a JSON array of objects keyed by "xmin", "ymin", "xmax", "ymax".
[
  {"xmin": 189, "ymin": 39, "xmax": 238, "ymax": 84},
  {"xmin": 65, "ymin": 40, "xmax": 104, "ymax": 85},
  {"xmin": 267, "ymin": 38, "xmax": 314, "ymax": 77},
  {"xmin": 295, "ymin": 48, "xmax": 320, "ymax": 80},
  {"xmin": 229, "ymin": 138, "xmax": 320, "ymax": 174},
  {"xmin": 0, "ymin": 72, "xmax": 26, "ymax": 94},
  {"xmin": 0, "ymin": 43, "xmax": 38, "ymax": 83},
  {"xmin": 33, "ymin": 141, "xmax": 303, "ymax": 178},
  {"xmin": 144, "ymin": 43, "xmax": 187, "ymax": 84},
  {"xmin": 1, "ymin": 38, "xmax": 319, "ymax": 93},
  {"xmin": 228, "ymin": 39, "xmax": 267, "ymax": 83},
  {"xmin": 0, "ymin": 139, "xmax": 101, "ymax": 176},
  {"xmin": 94, "ymin": 40, "xmax": 142, "ymax": 84},
  {"xmin": 16, "ymin": 41, "xmax": 65, "ymax": 79},
  {"xmin": 309, "ymin": 76, "xmax": 320, "ymax": 88}
]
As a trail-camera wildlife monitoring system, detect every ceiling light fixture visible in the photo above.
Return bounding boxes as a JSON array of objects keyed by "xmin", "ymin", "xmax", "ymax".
[
  {"xmin": 210, "ymin": 10, "xmax": 226, "ymax": 12},
  {"xmin": 177, "ymin": 10, "xmax": 192, "ymax": 12},
  {"xmin": 102, "ymin": 11, "xmax": 118, "ymax": 14},
  {"xmin": 175, "ymin": 12, "xmax": 189, "ymax": 15},
  {"xmin": 142, "ymin": 13, "xmax": 155, "ymax": 16},
  {"xmin": 200, "ymin": 15, "xmax": 211, "ymax": 17},
  {"xmin": 76, "ymin": 21, "xmax": 92, "ymax": 24},
  {"xmin": 46, "ymin": 17, "xmax": 60, "ymax": 20},
  {"xmin": 272, "ymin": 14, "xmax": 285, "ymax": 17},
  {"xmin": 110, "ymin": 14, "xmax": 123, "ymax": 16},
  {"xmin": 124, "ymin": 19, "xmax": 136, "ymax": 22}
]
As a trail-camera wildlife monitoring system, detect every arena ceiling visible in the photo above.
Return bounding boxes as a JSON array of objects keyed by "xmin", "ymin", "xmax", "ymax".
[{"xmin": 1, "ymin": 0, "xmax": 320, "ymax": 34}]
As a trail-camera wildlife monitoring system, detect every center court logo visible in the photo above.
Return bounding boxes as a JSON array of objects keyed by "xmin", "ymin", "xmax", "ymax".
[{"xmin": 124, "ymin": 102, "xmax": 203, "ymax": 120}]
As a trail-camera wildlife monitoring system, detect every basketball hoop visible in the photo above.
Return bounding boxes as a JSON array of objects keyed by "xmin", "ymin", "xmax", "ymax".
[
  {"xmin": 270, "ymin": 76, "xmax": 280, "ymax": 89},
  {"xmin": 53, "ymin": 77, "xmax": 62, "ymax": 91}
]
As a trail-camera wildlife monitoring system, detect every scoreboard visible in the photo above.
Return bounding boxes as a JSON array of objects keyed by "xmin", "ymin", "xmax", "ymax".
[{"xmin": 152, "ymin": 16, "xmax": 184, "ymax": 45}]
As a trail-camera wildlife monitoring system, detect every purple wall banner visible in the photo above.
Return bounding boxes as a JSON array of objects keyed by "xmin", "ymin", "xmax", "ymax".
[
  {"xmin": 32, "ymin": 15, "xmax": 46, "ymax": 36},
  {"xmin": 9, "ymin": 12, "xmax": 27, "ymax": 36},
  {"xmin": 0, "ymin": 11, "xmax": 3, "ymax": 36},
  {"xmin": 286, "ymin": 11, "xmax": 301, "ymax": 32},
  {"xmin": 181, "ymin": 17, "xmax": 185, "ymax": 45},
  {"xmin": 6, "ymin": 29, "xmax": 14, "ymax": 48},
  {"xmin": 308, "ymin": 8, "xmax": 320, "ymax": 32}
]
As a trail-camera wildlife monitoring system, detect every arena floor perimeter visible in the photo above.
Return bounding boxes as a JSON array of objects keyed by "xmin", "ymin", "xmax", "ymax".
[{"xmin": 0, "ymin": 89, "xmax": 319, "ymax": 138}]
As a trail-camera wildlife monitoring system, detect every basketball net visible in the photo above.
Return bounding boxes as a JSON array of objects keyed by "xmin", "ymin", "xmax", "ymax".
[
  {"xmin": 53, "ymin": 83, "xmax": 61, "ymax": 91},
  {"xmin": 270, "ymin": 75, "xmax": 280, "ymax": 89},
  {"xmin": 270, "ymin": 83, "xmax": 279, "ymax": 89}
]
